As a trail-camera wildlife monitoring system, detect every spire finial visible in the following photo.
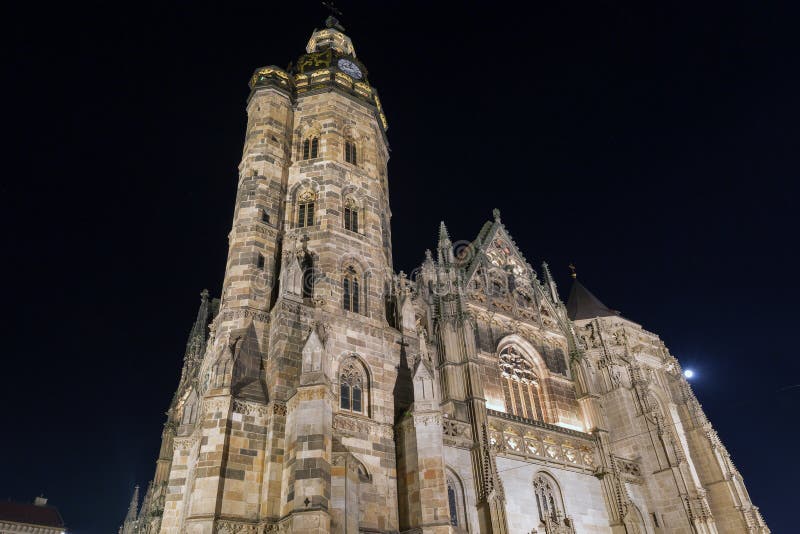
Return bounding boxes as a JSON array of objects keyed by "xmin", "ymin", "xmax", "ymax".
[
  {"xmin": 322, "ymin": 1, "xmax": 345, "ymax": 30},
  {"xmin": 322, "ymin": 1, "xmax": 342, "ymax": 17},
  {"xmin": 568, "ymin": 263, "xmax": 577, "ymax": 279},
  {"xmin": 200, "ymin": 288, "xmax": 209, "ymax": 301},
  {"xmin": 492, "ymin": 208, "xmax": 501, "ymax": 222}
]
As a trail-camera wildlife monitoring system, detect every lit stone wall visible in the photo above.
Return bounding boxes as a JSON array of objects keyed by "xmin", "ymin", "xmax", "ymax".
[{"xmin": 496, "ymin": 456, "xmax": 612, "ymax": 534}]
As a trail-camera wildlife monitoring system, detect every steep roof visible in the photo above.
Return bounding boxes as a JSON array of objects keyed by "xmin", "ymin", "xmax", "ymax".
[
  {"xmin": 566, "ymin": 279, "xmax": 619, "ymax": 320},
  {"xmin": 0, "ymin": 501, "xmax": 65, "ymax": 529}
]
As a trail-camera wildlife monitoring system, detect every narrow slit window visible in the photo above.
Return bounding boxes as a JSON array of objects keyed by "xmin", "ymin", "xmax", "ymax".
[
  {"xmin": 310, "ymin": 137, "xmax": 319, "ymax": 158},
  {"xmin": 448, "ymin": 483, "xmax": 458, "ymax": 526},
  {"xmin": 343, "ymin": 277, "xmax": 351, "ymax": 310},
  {"xmin": 352, "ymin": 279, "xmax": 359, "ymax": 313},
  {"xmin": 257, "ymin": 253, "xmax": 265, "ymax": 270},
  {"xmin": 352, "ymin": 386, "xmax": 362, "ymax": 412}
]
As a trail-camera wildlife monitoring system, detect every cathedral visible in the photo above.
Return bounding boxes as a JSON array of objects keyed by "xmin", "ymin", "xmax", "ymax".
[{"xmin": 120, "ymin": 16, "xmax": 769, "ymax": 534}]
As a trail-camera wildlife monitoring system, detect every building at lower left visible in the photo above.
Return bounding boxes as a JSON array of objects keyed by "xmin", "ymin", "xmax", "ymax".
[{"xmin": 0, "ymin": 496, "xmax": 66, "ymax": 534}]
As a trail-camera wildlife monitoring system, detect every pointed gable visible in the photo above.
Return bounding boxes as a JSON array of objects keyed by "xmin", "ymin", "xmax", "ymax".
[
  {"xmin": 462, "ymin": 212, "xmax": 533, "ymax": 287},
  {"xmin": 411, "ymin": 357, "xmax": 437, "ymax": 409}
]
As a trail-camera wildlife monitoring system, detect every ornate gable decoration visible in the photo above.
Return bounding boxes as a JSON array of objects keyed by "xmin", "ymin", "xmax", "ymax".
[{"xmin": 463, "ymin": 222, "xmax": 533, "ymax": 290}]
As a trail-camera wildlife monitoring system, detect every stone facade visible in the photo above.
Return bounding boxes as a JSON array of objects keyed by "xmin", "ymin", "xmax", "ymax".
[{"xmin": 120, "ymin": 16, "xmax": 769, "ymax": 534}]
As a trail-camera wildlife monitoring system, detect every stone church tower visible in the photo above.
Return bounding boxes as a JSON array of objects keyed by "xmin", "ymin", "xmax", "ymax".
[{"xmin": 121, "ymin": 16, "xmax": 770, "ymax": 534}]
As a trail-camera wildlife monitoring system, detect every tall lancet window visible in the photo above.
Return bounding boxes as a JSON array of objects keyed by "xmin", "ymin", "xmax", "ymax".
[
  {"xmin": 344, "ymin": 197, "xmax": 359, "ymax": 232},
  {"xmin": 297, "ymin": 190, "xmax": 316, "ymax": 228},
  {"xmin": 342, "ymin": 266, "xmax": 360, "ymax": 313},
  {"xmin": 499, "ymin": 346, "xmax": 543, "ymax": 421},
  {"xmin": 344, "ymin": 140, "xmax": 357, "ymax": 165},
  {"xmin": 533, "ymin": 473, "xmax": 573, "ymax": 533},
  {"xmin": 302, "ymin": 136, "xmax": 319, "ymax": 160},
  {"xmin": 339, "ymin": 357, "xmax": 367, "ymax": 415}
]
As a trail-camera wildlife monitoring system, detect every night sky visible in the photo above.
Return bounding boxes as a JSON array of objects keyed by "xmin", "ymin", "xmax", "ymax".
[{"xmin": 2, "ymin": 1, "xmax": 798, "ymax": 532}]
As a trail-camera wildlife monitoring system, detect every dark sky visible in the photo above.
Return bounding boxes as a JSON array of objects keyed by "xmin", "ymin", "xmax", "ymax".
[{"xmin": 2, "ymin": 1, "xmax": 798, "ymax": 532}]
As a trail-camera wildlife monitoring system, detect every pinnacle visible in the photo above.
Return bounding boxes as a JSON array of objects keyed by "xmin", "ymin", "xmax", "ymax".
[{"xmin": 438, "ymin": 221, "xmax": 451, "ymax": 243}]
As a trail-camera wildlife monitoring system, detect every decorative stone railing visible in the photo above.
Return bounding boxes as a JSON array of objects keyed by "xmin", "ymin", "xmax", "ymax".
[{"xmin": 487, "ymin": 410, "xmax": 597, "ymax": 472}]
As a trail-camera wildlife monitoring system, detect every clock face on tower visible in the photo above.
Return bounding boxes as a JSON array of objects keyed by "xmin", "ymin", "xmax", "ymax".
[{"xmin": 337, "ymin": 58, "xmax": 363, "ymax": 80}]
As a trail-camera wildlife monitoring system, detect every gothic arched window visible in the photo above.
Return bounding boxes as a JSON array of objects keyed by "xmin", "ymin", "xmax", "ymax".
[
  {"xmin": 344, "ymin": 197, "xmax": 359, "ymax": 232},
  {"xmin": 344, "ymin": 140, "xmax": 357, "ymax": 165},
  {"xmin": 499, "ymin": 346, "xmax": 543, "ymax": 421},
  {"xmin": 339, "ymin": 357, "xmax": 368, "ymax": 415},
  {"xmin": 302, "ymin": 136, "xmax": 319, "ymax": 160},
  {"xmin": 533, "ymin": 473, "xmax": 573, "ymax": 533},
  {"xmin": 445, "ymin": 474, "xmax": 467, "ymax": 528},
  {"xmin": 297, "ymin": 190, "xmax": 316, "ymax": 228},
  {"xmin": 343, "ymin": 266, "xmax": 360, "ymax": 313}
]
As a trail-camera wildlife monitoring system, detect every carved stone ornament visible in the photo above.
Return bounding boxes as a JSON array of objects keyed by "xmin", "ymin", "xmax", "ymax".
[
  {"xmin": 412, "ymin": 413, "xmax": 441, "ymax": 427},
  {"xmin": 173, "ymin": 436, "xmax": 198, "ymax": 451},
  {"xmin": 333, "ymin": 413, "xmax": 394, "ymax": 439},
  {"xmin": 233, "ymin": 399, "xmax": 269, "ymax": 419},
  {"xmin": 221, "ymin": 307, "xmax": 270, "ymax": 323},
  {"xmin": 203, "ymin": 397, "xmax": 229, "ymax": 416},
  {"xmin": 272, "ymin": 402, "xmax": 287, "ymax": 416},
  {"xmin": 216, "ymin": 520, "xmax": 258, "ymax": 534}
]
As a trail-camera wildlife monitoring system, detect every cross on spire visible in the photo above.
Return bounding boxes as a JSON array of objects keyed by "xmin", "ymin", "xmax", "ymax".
[
  {"xmin": 322, "ymin": 1, "xmax": 345, "ymax": 30},
  {"xmin": 322, "ymin": 1, "xmax": 342, "ymax": 17}
]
